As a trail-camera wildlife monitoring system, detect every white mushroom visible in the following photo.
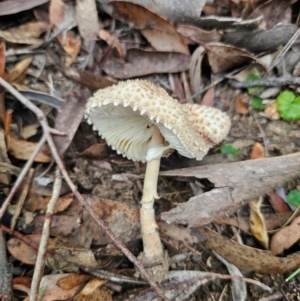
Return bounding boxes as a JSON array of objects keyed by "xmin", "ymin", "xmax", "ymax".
[{"xmin": 85, "ymin": 79, "xmax": 231, "ymax": 282}]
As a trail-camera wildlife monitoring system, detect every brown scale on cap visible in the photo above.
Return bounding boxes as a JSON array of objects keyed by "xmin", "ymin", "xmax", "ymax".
[{"xmin": 85, "ymin": 79, "xmax": 231, "ymax": 162}]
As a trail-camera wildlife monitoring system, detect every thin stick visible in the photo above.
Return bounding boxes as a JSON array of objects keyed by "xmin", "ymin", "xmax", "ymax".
[
  {"xmin": 228, "ymin": 77, "xmax": 300, "ymax": 88},
  {"xmin": 30, "ymin": 169, "xmax": 62, "ymax": 301},
  {"xmin": 10, "ymin": 168, "xmax": 35, "ymax": 232},
  {"xmin": 0, "ymin": 77, "xmax": 169, "ymax": 301}
]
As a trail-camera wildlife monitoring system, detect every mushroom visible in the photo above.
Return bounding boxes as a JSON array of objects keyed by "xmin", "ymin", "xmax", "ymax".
[{"xmin": 85, "ymin": 79, "xmax": 231, "ymax": 282}]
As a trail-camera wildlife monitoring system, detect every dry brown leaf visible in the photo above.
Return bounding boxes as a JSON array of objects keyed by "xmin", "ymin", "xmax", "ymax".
[
  {"xmin": 206, "ymin": 43, "xmax": 255, "ymax": 74},
  {"xmin": 40, "ymin": 274, "xmax": 84, "ymax": 301},
  {"xmin": 250, "ymin": 142, "xmax": 265, "ymax": 159},
  {"xmin": 199, "ymin": 226, "xmax": 300, "ymax": 274},
  {"xmin": 201, "ymin": 88, "xmax": 215, "ymax": 107},
  {"xmin": 270, "ymin": 216, "xmax": 300, "ymax": 255},
  {"xmin": 76, "ymin": 0, "xmax": 99, "ymax": 45},
  {"xmin": 5, "ymin": 56, "xmax": 33, "ymax": 83},
  {"xmin": 99, "ymin": 29, "xmax": 123, "ymax": 59},
  {"xmin": 62, "ymin": 67, "xmax": 114, "ymax": 91},
  {"xmin": 177, "ymin": 24, "xmax": 221, "ymax": 45},
  {"xmin": 49, "ymin": 0, "xmax": 67, "ymax": 28},
  {"xmin": 264, "ymin": 102, "xmax": 280, "ymax": 120},
  {"xmin": 79, "ymin": 143, "xmax": 108, "ymax": 159},
  {"xmin": 249, "ymin": 197, "xmax": 269, "ymax": 249},
  {"xmin": 215, "ymin": 212, "xmax": 294, "ymax": 233},
  {"xmin": 7, "ymin": 233, "xmax": 44, "ymax": 265},
  {"xmin": 0, "ymin": 42, "xmax": 5, "ymax": 78},
  {"xmin": 235, "ymin": 96, "xmax": 249, "ymax": 115},
  {"xmin": 53, "ymin": 89, "xmax": 89, "ymax": 156},
  {"xmin": 103, "ymin": 48, "xmax": 190, "ymax": 79},
  {"xmin": 12, "ymin": 276, "xmax": 32, "ymax": 295},
  {"xmin": 0, "ymin": 21, "xmax": 50, "ymax": 47},
  {"xmin": 7, "ymin": 135, "xmax": 51, "ymax": 163},
  {"xmin": 74, "ymin": 279, "xmax": 112, "ymax": 301},
  {"xmin": 268, "ymin": 191, "xmax": 291, "ymax": 213},
  {"xmin": 110, "ymin": 1, "xmax": 189, "ymax": 54},
  {"xmin": 33, "ymin": 196, "xmax": 140, "ymax": 245},
  {"xmin": 57, "ymin": 31, "xmax": 81, "ymax": 67}
]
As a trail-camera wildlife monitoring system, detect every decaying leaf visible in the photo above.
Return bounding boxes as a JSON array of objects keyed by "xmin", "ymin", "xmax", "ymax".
[
  {"xmin": 98, "ymin": 29, "xmax": 123, "ymax": 59},
  {"xmin": 104, "ymin": 48, "xmax": 190, "ymax": 79},
  {"xmin": 161, "ymin": 153, "xmax": 300, "ymax": 226},
  {"xmin": 270, "ymin": 216, "xmax": 300, "ymax": 255},
  {"xmin": 7, "ymin": 135, "xmax": 51, "ymax": 163},
  {"xmin": 249, "ymin": 197, "xmax": 269, "ymax": 249},
  {"xmin": 109, "ymin": 1, "xmax": 189, "ymax": 54},
  {"xmin": 198, "ymin": 226, "xmax": 300, "ymax": 273},
  {"xmin": 79, "ymin": 143, "xmax": 108, "ymax": 159},
  {"xmin": 206, "ymin": 43, "xmax": 255, "ymax": 74},
  {"xmin": 201, "ymin": 87, "xmax": 215, "ymax": 107},
  {"xmin": 268, "ymin": 191, "xmax": 291, "ymax": 213},
  {"xmin": 264, "ymin": 102, "xmax": 281, "ymax": 120}
]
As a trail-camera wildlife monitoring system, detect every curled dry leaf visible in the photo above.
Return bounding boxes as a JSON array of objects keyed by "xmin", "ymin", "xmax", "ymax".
[
  {"xmin": 7, "ymin": 135, "xmax": 51, "ymax": 163},
  {"xmin": 235, "ymin": 96, "xmax": 249, "ymax": 115},
  {"xmin": 198, "ymin": 226, "xmax": 300, "ymax": 274},
  {"xmin": 5, "ymin": 56, "xmax": 33, "ymax": 83},
  {"xmin": 109, "ymin": 1, "xmax": 189, "ymax": 54},
  {"xmin": 57, "ymin": 31, "xmax": 81, "ymax": 67},
  {"xmin": 249, "ymin": 197, "xmax": 269, "ymax": 249},
  {"xmin": 104, "ymin": 48, "xmax": 190, "ymax": 79},
  {"xmin": 206, "ymin": 43, "xmax": 255, "ymax": 74},
  {"xmin": 270, "ymin": 216, "xmax": 300, "ymax": 255},
  {"xmin": 189, "ymin": 46, "xmax": 205, "ymax": 101},
  {"xmin": 0, "ymin": 21, "xmax": 50, "ymax": 47},
  {"xmin": 250, "ymin": 142, "xmax": 265, "ymax": 160}
]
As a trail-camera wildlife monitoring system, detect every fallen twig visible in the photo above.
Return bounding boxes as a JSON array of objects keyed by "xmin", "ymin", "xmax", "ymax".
[
  {"xmin": 228, "ymin": 77, "xmax": 300, "ymax": 88},
  {"xmin": 30, "ymin": 169, "xmax": 62, "ymax": 301},
  {"xmin": 0, "ymin": 78, "xmax": 169, "ymax": 301}
]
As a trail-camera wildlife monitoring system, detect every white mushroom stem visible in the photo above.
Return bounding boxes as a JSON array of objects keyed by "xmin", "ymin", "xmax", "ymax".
[{"xmin": 140, "ymin": 126, "xmax": 164, "ymax": 261}]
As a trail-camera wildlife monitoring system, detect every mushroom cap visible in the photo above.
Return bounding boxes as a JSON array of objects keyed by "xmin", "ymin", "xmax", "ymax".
[{"xmin": 85, "ymin": 80, "xmax": 231, "ymax": 162}]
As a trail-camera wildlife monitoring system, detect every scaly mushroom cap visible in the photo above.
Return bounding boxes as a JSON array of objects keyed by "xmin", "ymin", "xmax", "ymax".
[{"xmin": 85, "ymin": 80, "xmax": 231, "ymax": 162}]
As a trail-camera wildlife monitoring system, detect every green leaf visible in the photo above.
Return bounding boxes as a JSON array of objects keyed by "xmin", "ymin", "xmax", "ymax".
[
  {"xmin": 286, "ymin": 189, "xmax": 300, "ymax": 207},
  {"xmin": 250, "ymin": 96, "xmax": 265, "ymax": 110},
  {"xmin": 245, "ymin": 73, "xmax": 264, "ymax": 94},
  {"xmin": 276, "ymin": 90, "xmax": 300, "ymax": 121},
  {"xmin": 220, "ymin": 144, "xmax": 238, "ymax": 156}
]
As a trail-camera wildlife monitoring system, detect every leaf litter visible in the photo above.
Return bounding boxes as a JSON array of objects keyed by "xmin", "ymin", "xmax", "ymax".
[{"xmin": 0, "ymin": 0, "xmax": 300, "ymax": 300}]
